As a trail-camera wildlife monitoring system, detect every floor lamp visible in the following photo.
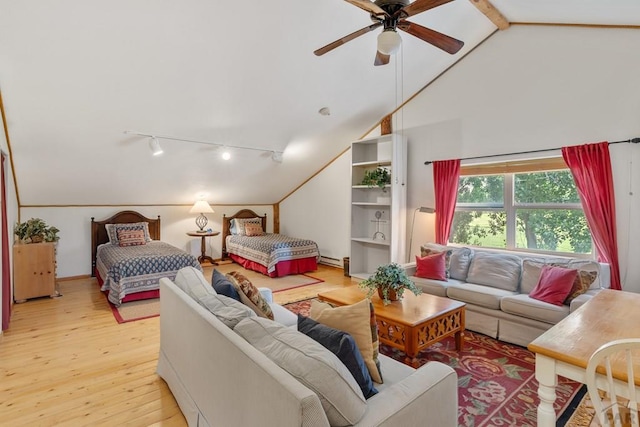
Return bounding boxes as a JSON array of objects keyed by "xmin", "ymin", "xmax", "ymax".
[{"xmin": 407, "ymin": 207, "xmax": 435, "ymax": 262}]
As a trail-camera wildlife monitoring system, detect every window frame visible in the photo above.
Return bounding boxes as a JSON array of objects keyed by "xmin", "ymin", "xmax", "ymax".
[{"xmin": 453, "ymin": 157, "xmax": 594, "ymax": 258}]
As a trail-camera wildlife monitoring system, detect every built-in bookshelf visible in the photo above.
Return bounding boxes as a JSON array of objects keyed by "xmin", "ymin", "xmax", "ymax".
[{"xmin": 349, "ymin": 133, "xmax": 406, "ymax": 279}]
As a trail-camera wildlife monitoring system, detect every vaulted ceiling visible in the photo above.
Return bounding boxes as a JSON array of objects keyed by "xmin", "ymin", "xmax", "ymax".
[{"xmin": 1, "ymin": 0, "xmax": 638, "ymax": 206}]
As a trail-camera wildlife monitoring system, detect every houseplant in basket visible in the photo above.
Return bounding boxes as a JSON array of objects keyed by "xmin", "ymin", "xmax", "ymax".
[
  {"xmin": 14, "ymin": 218, "xmax": 60, "ymax": 244},
  {"xmin": 359, "ymin": 262, "xmax": 422, "ymax": 305}
]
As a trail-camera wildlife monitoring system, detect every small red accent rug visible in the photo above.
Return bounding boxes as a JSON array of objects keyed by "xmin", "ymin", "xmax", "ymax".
[{"xmin": 284, "ymin": 299, "xmax": 584, "ymax": 427}]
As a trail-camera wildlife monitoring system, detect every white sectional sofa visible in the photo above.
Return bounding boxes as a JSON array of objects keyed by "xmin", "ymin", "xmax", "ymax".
[
  {"xmin": 407, "ymin": 244, "xmax": 611, "ymax": 347},
  {"xmin": 157, "ymin": 267, "xmax": 459, "ymax": 427}
]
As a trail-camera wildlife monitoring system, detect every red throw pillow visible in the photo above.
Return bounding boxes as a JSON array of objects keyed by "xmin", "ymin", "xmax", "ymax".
[
  {"xmin": 415, "ymin": 252, "xmax": 448, "ymax": 281},
  {"xmin": 529, "ymin": 265, "xmax": 578, "ymax": 306}
]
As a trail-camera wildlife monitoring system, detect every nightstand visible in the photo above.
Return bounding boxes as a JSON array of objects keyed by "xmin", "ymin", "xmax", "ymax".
[{"xmin": 187, "ymin": 231, "xmax": 220, "ymax": 265}]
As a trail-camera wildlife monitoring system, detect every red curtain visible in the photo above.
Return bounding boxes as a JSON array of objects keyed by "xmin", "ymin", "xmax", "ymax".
[
  {"xmin": 2, "ymin": 153, "xmax": 10, "ymax": 330},
  {"xmin": 561, "ymin": 142, "xmax": 621, "ymax": 291},
  {"xmin": 433, "ymin": 159, "xmax": 461, "ymax": 245}
]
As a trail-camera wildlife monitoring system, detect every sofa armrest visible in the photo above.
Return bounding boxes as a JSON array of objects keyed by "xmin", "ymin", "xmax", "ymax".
[
  {"xmin": 404, "ymin": 262, "xmax": 417, "ymax": 277},
  {"xmin": 356, "ymin": 361, "xmax": 457, "ymax": 427},
  {"xmin": 259, "ymin": 287, "xmax": 273, "ymax": 303}
]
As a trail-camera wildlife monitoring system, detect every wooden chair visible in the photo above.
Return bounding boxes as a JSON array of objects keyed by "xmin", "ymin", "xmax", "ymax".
[{"xmin": 586, "ymin": 338, "xmax": 640, "ymax": 427}]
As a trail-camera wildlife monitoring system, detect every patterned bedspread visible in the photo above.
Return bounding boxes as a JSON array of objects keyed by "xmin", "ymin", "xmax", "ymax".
[
  {"xmin": 97, "ymin": 241, "xmax": 201, "ymax": 306},
  {"xmin": 226, "ymin": 233, "xmax": 319, "ymax": 274}
]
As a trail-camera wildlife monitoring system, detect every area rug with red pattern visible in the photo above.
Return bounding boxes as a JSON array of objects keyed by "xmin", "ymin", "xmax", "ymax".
[{"xmin": 284, "ymin": 299, "xmax": 585, "ymax": 427}]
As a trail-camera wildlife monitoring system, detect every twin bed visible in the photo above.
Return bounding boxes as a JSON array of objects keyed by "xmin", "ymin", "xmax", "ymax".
[
  {"xmin": 92, "ymin": 209, "xmax": 319, "ymax": 306},
  {"xmin": 222, "ymin": 209, "xmax": 319, "ymax": 278}
]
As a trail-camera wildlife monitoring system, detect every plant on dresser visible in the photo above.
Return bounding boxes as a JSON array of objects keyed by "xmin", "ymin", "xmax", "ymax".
[{"xmin": 14, "ymin": 218, "xmax": 60, "ymax": 243}]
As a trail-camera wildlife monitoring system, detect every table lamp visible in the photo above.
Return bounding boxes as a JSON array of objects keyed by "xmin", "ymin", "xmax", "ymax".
[{"xmin": 190, "ymin": 200, "xmax": 214, "ymax": 232}]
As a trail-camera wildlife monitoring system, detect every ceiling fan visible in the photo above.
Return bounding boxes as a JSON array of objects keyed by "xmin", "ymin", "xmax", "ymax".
[{"xmin": 314, "ymin": 0, "xmax": 464, "ymax": 66}]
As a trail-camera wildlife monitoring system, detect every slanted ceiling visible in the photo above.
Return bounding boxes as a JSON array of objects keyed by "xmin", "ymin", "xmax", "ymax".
[{"xmin": 0, "ymin": 0, "xmax": 638, "ymax": 206}]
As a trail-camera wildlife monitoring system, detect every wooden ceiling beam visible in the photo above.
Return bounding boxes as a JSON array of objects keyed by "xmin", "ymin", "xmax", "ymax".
[{"xmin": 469, "ymin": 0, "xmax": 510, "ymax": 31}]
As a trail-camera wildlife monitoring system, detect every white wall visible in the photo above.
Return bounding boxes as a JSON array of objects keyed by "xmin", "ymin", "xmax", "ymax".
[
  {"xmin": 280, "ymin": 153, "xmax": 351, "ymax": 265},
  {"xmin": 20, "ymin": 205, "xmax": 274, "ymax": 278},
  {"xmin": 283, "ymin": 25, "xmax": 640, "ymax": 291}
]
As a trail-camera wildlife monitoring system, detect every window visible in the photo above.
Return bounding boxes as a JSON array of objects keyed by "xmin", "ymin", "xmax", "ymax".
[{"xmin": 449, "ymin": 158, "xmax": 593, "ymax": 255}]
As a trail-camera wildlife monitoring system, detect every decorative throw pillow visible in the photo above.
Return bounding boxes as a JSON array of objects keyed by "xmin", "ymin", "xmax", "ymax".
[
  {"xmin": 211, "ymin": 269, "xmax": 241, "ymax": 301},
  {"xmin": 234, "ymin": 316, "xmax": 366, "ymax": 425},
  {"xmin": 415, "ymin": 252, "xmax": 448, "ymax": 281},
  {"xmin": 234, "ymin": 218, "xmax": 262, "ymax": 236},
  {"xmin": 310, "ymin": 299, "xmax": 383, "ymax": 384},
  {"xmin": 244, "ymin": 222, "xmax": 264, "ymax": 236},
  {"xmin": 106, "ymin": 222, "xmax": 151, "ymax": 244},
  {"xmin": 564, "ymin": 270, "xmax": 599, "ymax": 304},
  {"xmin": 116, "ymin": 229, "xmax": 146, "ymax": 247},
  {"xmin": 529, "ymin": 265, "xmax": 578, "ymax": 306},
  {"xmin": 226, "ymin": 271, "xmax": 274, "ymax": 320},
  {"xmin": 298, "ymin": 314, "xmax": 378, "ymax": 399},
  {"xmin": 420, "ymin": 247, "xmax": 452, "ymax": 278}
]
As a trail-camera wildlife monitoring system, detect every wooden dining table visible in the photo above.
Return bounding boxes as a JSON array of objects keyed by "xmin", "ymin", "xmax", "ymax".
[{"xmin": 528, "ymin": 289, "xmax": 640, "ymax": 426}]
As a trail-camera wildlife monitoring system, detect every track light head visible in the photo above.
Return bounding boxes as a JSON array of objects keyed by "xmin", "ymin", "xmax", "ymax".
[{"xmin": 149, "ymin": 137, "xmax": 163, "ymax": 156}]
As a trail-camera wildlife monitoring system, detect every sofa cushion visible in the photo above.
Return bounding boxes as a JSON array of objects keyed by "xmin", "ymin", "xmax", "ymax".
[
  {"xmin": 411, "ymin": 277, "xmax": 468, "ymax": 298},
  {"xmin": 197, "ymin": 293, "xmax": 256, "ymax": 328},
  {"xmin": 227, "ymin": 271, "xmax": 274, "ymax": 320},
  {"xmin": 174, "ymin": 266, "xmax": 217, "ymax": 300},
  {"xmin": 421, "ymin": 243, "xmax": 473, "ymax": 281},
  {"xmin": 234, "ymin": 316, "xmax": 366, "ymax": 426},
  {"xmin": 310, "ymin": 299, "xmax": 383, "ymax": 384},
  {"xmin": 446, "ymin": 282, "xmax": 517, "ymax": 310},
  {"xmin": 529, "ymin": 265, "xmax": 577, "ymax": 306},
  {"xmin": 466, "ymin": 251, "xmax": 522, "ymax": 292},
  {"xmin": 298, "ymin": 315, "xmax": 378, "ymax": 399},
  {"xmin": 415, "ymin": 252, "xmax": 448, "ymax": 281},
  {"xmin": 211, "ymin": 269, "xmax": 241, "ymax": 301},
  {"xmin": 501, "ymin": 294, "xmax": 570, "ymax": 324}
]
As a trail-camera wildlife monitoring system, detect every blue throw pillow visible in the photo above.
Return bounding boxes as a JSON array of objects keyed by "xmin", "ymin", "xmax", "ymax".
[
  {"xmin": 212, "ymin": 269, "xmax": 241, "ymax": 302},
  {"xmin": 297, "ymin": 314, "xmax": 378, "ymax": 399}
]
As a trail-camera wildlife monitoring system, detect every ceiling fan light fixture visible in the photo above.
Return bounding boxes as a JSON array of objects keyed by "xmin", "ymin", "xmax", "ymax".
[{"xmin": 377, "ymin": 29, "xmax": 401, "ymax": 55}]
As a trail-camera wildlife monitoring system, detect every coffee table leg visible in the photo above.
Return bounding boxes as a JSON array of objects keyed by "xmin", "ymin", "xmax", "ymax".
[
  {"xmin": 455, "ymin": 331, "xmax": 464, "ymax": 351},
  {"xmin": 405, "ymin": 328, "xmax": 419, "ymax": 368}
]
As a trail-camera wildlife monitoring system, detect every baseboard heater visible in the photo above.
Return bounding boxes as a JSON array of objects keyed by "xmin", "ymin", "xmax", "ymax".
[{"xmin": 319, "ymin": 255, "xmax": 343, "ymax": 268}]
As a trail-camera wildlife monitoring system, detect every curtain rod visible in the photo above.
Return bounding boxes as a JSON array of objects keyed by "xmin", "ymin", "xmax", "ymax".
[{"xmin": 424, "ymin": 137, "xmax": 640, "ymax": 165}]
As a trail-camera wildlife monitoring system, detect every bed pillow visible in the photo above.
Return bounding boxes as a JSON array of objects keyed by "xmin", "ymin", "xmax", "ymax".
[
  {"xmin": 310, "ymin": 299, "xmax": 383, "ymax": 384},
  {"xmin": 116, "ymin": 229, "xmax": 146, "ymax": 247},
  {"xmin": 106, "ymin": 222, "xmax": 152, "ymax": 244},
  {"xmin": 211, "ymin": 269, "xmax": 241, "ymax": 302},
  {"xmin": 226, "ymin": 271, "xmax": 274, "ymax": 320},
  {"xmin": 298, "ymin": 314, "xmax": 378, "ymax": 399},
  {"xmin": 233, "ymin": 217, "xmax": 262, "ymax": 236},
  {"xmin": 415, "ymin": 252, "xmax": 448, "ymax": 281},
  {"xmin": 529, "ymin": 265, "xmax": 577, "ymax": 306},
  {"xmin": 244, "ymin": 222, "xmax": 264, "ymax": 236},
  {"xmin": 234, "ymin": 316, "xmax": 366, "ymax": 426}
]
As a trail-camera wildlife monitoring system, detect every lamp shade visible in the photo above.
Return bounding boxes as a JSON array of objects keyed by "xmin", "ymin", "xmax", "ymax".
[
  {"xmin": 377, "ymin": 29, "xmax": 402, "ymax": 55},
  {"xmin": 190, "ymin": 200, "xmax": 214, "ymax": 214}
]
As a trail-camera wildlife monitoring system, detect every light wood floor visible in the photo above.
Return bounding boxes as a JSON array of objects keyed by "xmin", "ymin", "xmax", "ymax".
[{"xmin": 0, "ymin": 263, "xmax": 355, "ymax": 426}]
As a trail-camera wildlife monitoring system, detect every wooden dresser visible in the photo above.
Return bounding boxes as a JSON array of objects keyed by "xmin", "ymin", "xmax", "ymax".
[{"xmin": 13, "ymin": 242, "xmax": 57, "ymax": 303}]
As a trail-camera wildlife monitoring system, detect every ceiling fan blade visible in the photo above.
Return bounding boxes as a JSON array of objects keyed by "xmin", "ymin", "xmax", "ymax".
[
  {"xmin": 396, "ymin": 0, "xmax": 454, "ymax": 18},
  {"xmin": 314, "ymin": 23, "xmax": 382, "ymax": 56},
  {"xmin": 397, "ymin": 20, "xmax": 464, "ymax": 54},
  {"xmin": 345, "ymin": 0, "xmax": 388, "ymax": 17},
  {"xmin": 374, "ymin": 51, "xmax": 390, "ymax": 66}
]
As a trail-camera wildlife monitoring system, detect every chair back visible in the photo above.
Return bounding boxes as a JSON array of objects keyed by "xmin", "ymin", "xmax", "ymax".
[{"xmin": 586, "ymin": 338, "xmax": 640, "ymax": 427}]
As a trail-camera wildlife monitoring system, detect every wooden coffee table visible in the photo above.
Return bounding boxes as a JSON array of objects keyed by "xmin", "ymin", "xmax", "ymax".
[{"xmin": 318, "ymin": 286, "xmax": 466, "ymax": 367}]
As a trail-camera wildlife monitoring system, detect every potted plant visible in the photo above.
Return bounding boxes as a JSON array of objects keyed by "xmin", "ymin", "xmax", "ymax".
[
  {"xmin": 361, "ymin": 166, "xmax": 391, "ymax": 190},
  {"xmin": 14, "ymin": 218, "xmax": 60, "ymax": 244},
  {"xmin": 359, "ymin": 262, "xmax": 422, "ymax": 305}
]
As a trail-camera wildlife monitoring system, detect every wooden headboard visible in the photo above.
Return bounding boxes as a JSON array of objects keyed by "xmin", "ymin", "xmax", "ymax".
[
  {"xmin": 221, "ymin": 209, "xmax": 267, "ymax": 259},
  {"xmin": 90, "ymin": 210, "xmax": 161, "ymax": 276}
]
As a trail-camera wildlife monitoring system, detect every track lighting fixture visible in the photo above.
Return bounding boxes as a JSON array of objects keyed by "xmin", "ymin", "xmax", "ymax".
[
  {"xmin": 125, "ymin": 130, "xmax": 284, "ymax": 162},
  {"xmin": 149, "ymin": 136, "xmax": 163, "ymax": 156}
]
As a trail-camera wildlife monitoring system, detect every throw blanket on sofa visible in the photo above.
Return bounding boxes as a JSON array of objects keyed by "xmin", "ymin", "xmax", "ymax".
[
  {"xmin": 97, "ymin": 241, "xmax": 201, "ymax": 306},
  {"xmin": 225, "ymin": 233, "xmax": 319, "ymax": 274}
]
